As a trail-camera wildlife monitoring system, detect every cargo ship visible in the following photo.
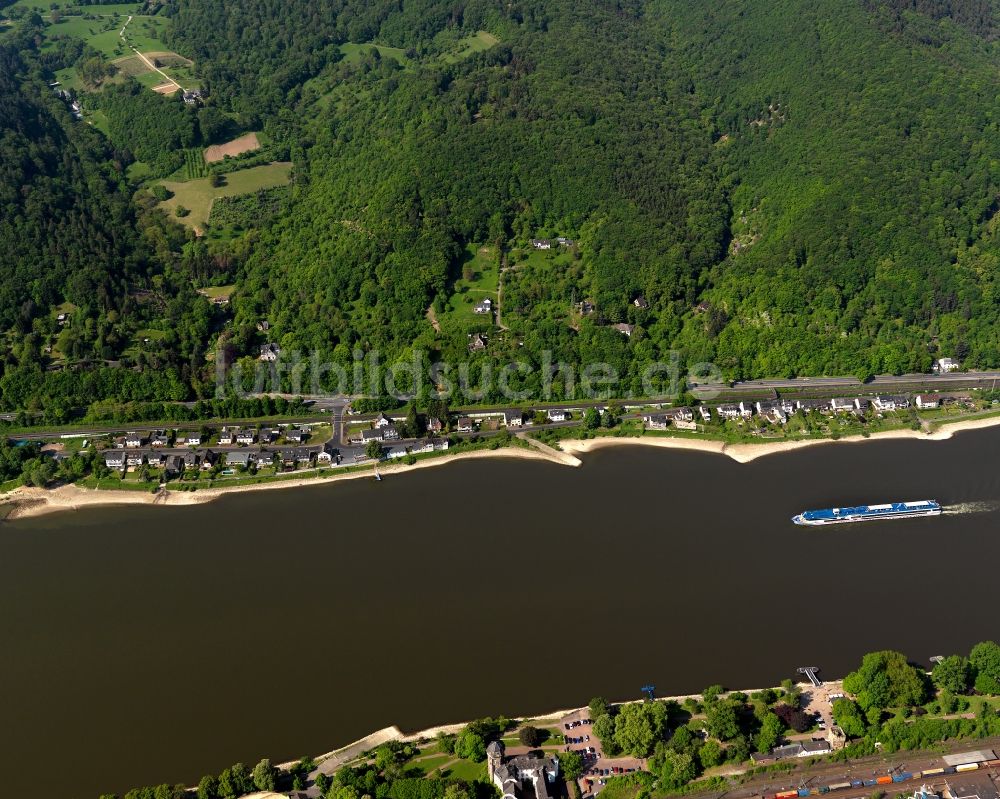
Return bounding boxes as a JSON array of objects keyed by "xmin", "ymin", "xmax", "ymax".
[{"xmin": 792, "ymin": 500, "xmax": 941, "ymax": 526}]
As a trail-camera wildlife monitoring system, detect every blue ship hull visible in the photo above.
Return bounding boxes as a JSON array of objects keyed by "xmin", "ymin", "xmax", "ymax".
[{"xmin": 792, "ymin": 500, "xmax": 941, "ymax": 526}]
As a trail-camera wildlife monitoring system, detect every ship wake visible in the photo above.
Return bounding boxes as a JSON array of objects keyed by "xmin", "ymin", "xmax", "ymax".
[{"xmin": 943, "ymin": 501, "xmax": 1000, "ymax": 515}]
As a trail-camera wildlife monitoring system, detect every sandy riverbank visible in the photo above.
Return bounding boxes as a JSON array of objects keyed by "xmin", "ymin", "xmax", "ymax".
[
  {"xmin": 0, "ymin": 445, "xmax": 571, "ymax": 522},
  {"xmin": 560, "ymin": 412, "xmax": 1000, "ymax": 464}
]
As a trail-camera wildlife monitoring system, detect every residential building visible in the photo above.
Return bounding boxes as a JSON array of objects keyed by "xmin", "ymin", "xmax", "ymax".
[
  {"xmin": 382, "ymin": 425, "xmax": 401, "ymax": 441},
  {"xmin": 182, "ymin": 88, "xmax": 203, "ymax": 105},
  {"xmin": 235, "ymin": 429, "xmax": 257, "ymax": 445},
  {"xmin": 633, "ymin": 295, "xmax": 649, "ymax": 309},
  {"xmin": 872, "ymin": 395, "xmax": 910, "ymax": 412},
  {"xmin": 259, "ymin": 428, "xmax": 276, "ymax": 443},
  {"xmin": 200, "ymin": 451, "xmax": 217, "ymax": 470},
  {"xmin": 674, "ymin": 419, "xmax": 697, "ymax": 431},
  {"xmin": 387, "ymin": 445, "xmax": 409, "ymax": 459},
  {"xmin": 934, "ymin": 357, "xmax": 960, "ymax": 373},
  {"xmin": 433, "ymin": 439, "xmax": 450, "ymax": 451},
  {"xmin": 468, "ymin": 332, "xmax": 488, "ymax": 352},
  {"xmin": 126, "ymin": 451, "xmax": 144, "ymax": 467},
  {"xmin": 259, "ymin": 343, "xmax": 281, "ymax": 362},
  {"xmin": 361, "ymin": 429, "xmax": 384, "ymax": 443},
  {"xmin": 457, "ymin": 416, "xmax": 474, "ymax": 433},
  {"xmin": 183, "ymin": 451, "xmax": 200, "ymax": 469},
  {"xmin": 285, "ymin": 427, "xmax": 308, "ymax": 443},
  {"xmin": 426, "ymin": 416, "xmax": 444, "ymax": 433},
  {"xmin": 556, "ymin": 236, "xmax": 574, "ymax": 246},
  {"xmin": 103, "ymin": 450, "xmax": 126, "ymax": 469},
  {"xmin": 612, "ymin": 322, "xmax": 635, "ymax": 337},
  {"xmin": 218, "ymin": 428, "xmax": 234, "ymax": 445},
  {"xmin": 643, "ymin": 414, "xmax": 669, "ymax": 430},
  {"xmin": 150, "ymin": 432, "xmax": 169, "ymax": 447},
  {"xmin": 146, "ymin": 451, "xmax": 165, "ymax": 468},
  {"xmin": 916, "ymin": 394, "xmax": 940, "ymax": 409},
  {"xmin": 546, "ymin": 408, "xmax": 567, "ymax": 422},
  {"xmin": 374, "ymin": 413, "xmax": 394, "ymax": 428},
  {"xmin": 698, "ymin": 405, "xmax": 711, "ymax": 421},
  {"xmin": 411, "ymin": 440, "xmax": 435, "ymax": 455},
  {"xmin": 503, "ymin": 410, "xmax": 523, "ymax": 428},
  {"xmin": 164, "ymin": 455, "xmax": 185, "ymax": 476},
  {"xmin": 179, "ymin": 432, "xmax": 201, "ymax": 446},
  {"xmin": 124, "ymin": 432, "xmax": 145, "ymax": 448},
  {"xmin": 256, "ymin": 319, "xmax": 270, "ymax": 332},
  {"xmin": 830, "ymin": 397, "xmax": 860, "ymax": 412},
  {"xmin": 474, "ymin": 298, "xmax": 493, "ymax": 315},
  {"xmin": 531, "ymin": 238, "xmax": 552, "ymax": 250},
  {"xmin": 717, "ymin": 404, "xmax": 741, "ymax": 420},
  {"xmin": 226, "ymin": 450, "xmax": 253, "ymax": 468},
  {"xmin": 673, "ymin": 407, "xmax": 694, "ymax": 422}
]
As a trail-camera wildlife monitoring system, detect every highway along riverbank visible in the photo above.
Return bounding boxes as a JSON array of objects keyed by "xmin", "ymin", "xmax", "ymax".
[{"xmin": 5, "ymin": 426, "xmax": 1000, "ymax": 796}]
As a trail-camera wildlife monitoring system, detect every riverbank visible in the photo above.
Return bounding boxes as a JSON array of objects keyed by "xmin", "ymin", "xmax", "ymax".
[
  {"xmin": 560, "ymin": 412, "xmax": 1000, "ymax": 463},
  {"xmin": 4, "ymin": 412, "xmax": 999, "ymax": 521},
  {"xmin": 0, "ymin": 445, "xmax": 573, "ymax": 521}
]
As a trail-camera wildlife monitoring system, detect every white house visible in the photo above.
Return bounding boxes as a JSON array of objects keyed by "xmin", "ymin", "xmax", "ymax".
[
  {"xmin": 235, "ymin": 429, "xmax": 257, "ymax": 445},
  {"xmin": 259, "ymin": 343, "xmax": 281, "ymax": 362},
  {"xmin": 474, "ymin": 298, "xmax": 493, "ymax": 315},
  {"xmin": 738, "ymin": 401, "xmax": 754, "ymax": 418},
  {"xmin": 546, "ymin": 408, "xmax": 567, "ymax": 422},
  {"xmin": 457, "ymin": 416, "xmax": 474, "ymax": 433},
  {"xmin": 531, "ymin": 239, "xmax": 552, "ymax": 250},
  {"xmin": 934, "ymin": 357, "xmax": 959, "ymax": 374},
  {"xmin": 218, "ymin": 428, "xmax": 234, "ymax": 445},
  {"xmin": 387, "ymin": 445, "xmax": 409, "ymax": 459},
  {"xmin": 643, "ymin": 414, "xmax": 669, "ymax": 430},
  {"xmin": 374, "ymin": 413, "xmax": 394, "ymax": 428},
  {"xmin": 698, "ymin": 405, "xmax": 711, "ymax": 421},
  {"xmin": 717, "ymin": 404, "xmax": 741, "ymax": 420},
  {"xmin": 124, "ymin": 432, "xmax": 145, "ymax": 448},
  {"xmin": 829, "ymin": 397, "xmax": 860, "ymax": 412},
  {"xmin": 503, "ymin": 410, "xmax": 523, "ymax": 427},
  {"xmin": 612, "ymin": 322, "xmax": 635, "ymax": 337},
  {"xmin": 487, "ymin": 742, "xmax": 559, "ymax": 799},
  {"xmin": 916, "ymin": 394, "xmax": 940, "ymax": 409},
  {"xmin": 673, "ymin": 407, "xmax": 695, "ymax": 422},
  {"xmin": 411, "ymin": 440, "xmax": 435, "ymax": 455},
  {"xmin": 872, "ymin": 395, "xmax": 910, "ymax": 412}
]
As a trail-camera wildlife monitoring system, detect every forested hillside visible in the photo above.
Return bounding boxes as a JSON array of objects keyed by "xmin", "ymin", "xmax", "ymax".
[{"xmin": 5, "ymin": 0, "xmax": 1000, "ymax": 413}]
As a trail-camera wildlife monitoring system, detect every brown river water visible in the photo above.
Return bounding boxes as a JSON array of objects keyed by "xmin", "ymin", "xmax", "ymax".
[{"xmin": 3, "ymin": 432, "xmax": 1000, "ymax": 798}]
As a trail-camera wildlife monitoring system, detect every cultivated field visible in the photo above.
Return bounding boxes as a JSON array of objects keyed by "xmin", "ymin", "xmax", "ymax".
[
  {"xmin": 204, "ymin": 133, "xmax": 262, "ymax": 163},
  {"xmin": 156, "ymin": 162, "xmax": 293, "ymax": 232}
]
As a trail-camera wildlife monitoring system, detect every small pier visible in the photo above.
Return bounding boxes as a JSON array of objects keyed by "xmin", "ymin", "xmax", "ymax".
[{"xmin": 798, "ymin": 666, "xmax": 822, "ymax": 687}]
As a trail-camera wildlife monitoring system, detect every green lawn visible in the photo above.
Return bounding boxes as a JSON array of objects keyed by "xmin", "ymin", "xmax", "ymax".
[
  {"xmin": 438, "ymin": 243, "xmax": 499, "ymax": 329},
  {"xmin": 157, "ymin": 163, "xmax": 293, "ymax": 231},
  {"xmin": 196, "ymin": 284, "xmax": 235, "ymax": 300},
  {"xmin": 408, "ymin": 753, "xmax": 454, "ymax": 775},
  {"xmin": 439, "ymin": 760, "xmax": 486, "ymax": 781}
]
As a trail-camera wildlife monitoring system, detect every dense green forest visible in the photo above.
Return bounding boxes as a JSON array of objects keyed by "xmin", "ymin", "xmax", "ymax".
[{"xmin": 6, "ymin": 0, "xmax": 1000, "ymax": 411}]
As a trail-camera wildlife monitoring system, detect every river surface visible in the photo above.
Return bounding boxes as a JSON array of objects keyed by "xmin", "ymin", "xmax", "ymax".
[{"xmin": 4, "ymin": 431, "xmax": 1000, "ymax": 798}]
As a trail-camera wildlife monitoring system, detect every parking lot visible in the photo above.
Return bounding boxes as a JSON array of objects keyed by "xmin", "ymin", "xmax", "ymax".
[{"xmin": 559, "ymin": 709, "xmax": 647, "ymax": 798}]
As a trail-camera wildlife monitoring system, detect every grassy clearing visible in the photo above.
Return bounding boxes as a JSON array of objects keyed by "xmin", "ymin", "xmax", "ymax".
[
  {"xmin": 339, "ymin": 41, "xmax": 410, "ymax": 66},
  {"xmin": 440, "ymin": 30, "xmax": 499, "ymax": 63},
  {"xmin": 438, "ymin": 243, "xmax": 499, "ymax": 329},
  {"xmin": 196, "ymin": 284, "xmax": 235, "ymax": 301},
  {"xmin": 156, "ymin": 162, "xmax": 293, "ymax": 230}
]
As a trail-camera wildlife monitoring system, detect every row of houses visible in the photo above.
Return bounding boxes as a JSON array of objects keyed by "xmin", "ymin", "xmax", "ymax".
[
  {"xmin": 104, "ymin": 443, "xmax": 338, "ymax": 473},
  {"xmin": 643, "ymin": 393, "xmax": 948, "ymax": 430},
  {"xmin": 122, "ymin": 426, "xmax": 311, "ymax": 448}
]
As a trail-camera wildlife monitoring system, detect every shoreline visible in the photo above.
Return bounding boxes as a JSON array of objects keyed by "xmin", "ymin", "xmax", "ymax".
[
  {"xmin": 4, "ymin": 413, "xmax": 1000, "ymax": 521},
  {"xmin": 297, "ymin": 681, "xmax": 819, "ymax": 775},
  {"xmin": 0, "ymin": 446, "xmax": 570, "ymax": 522},
  {"xmin": 560, "ymin": 412, "xmax": 1000, "ymax": 463}
]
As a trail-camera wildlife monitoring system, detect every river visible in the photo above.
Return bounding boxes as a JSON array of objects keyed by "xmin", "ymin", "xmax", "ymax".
[{"xmin": 3, "ymin": 431, "xmax": 1000, "ymax": 798}]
